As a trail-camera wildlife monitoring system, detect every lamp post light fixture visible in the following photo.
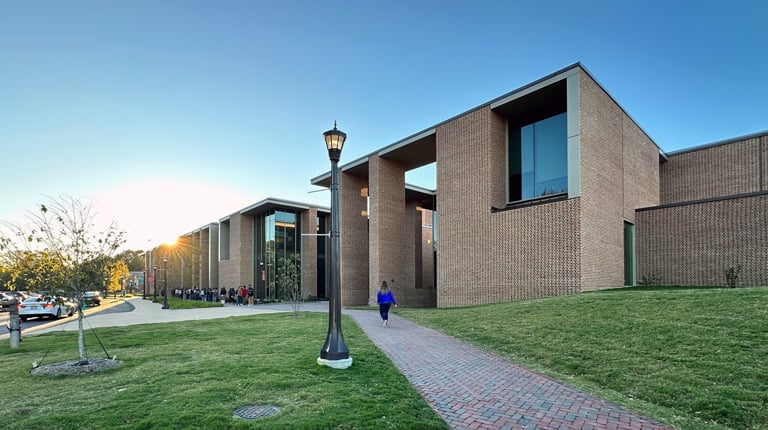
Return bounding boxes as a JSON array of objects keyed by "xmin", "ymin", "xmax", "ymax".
[
  {"xmin": 318, "ymin": 121, "xmax": 352, "ymax": 370},
  {"xmin": 162, "ymin": 256, "xmax": 169, "ymax": 309},
  {"xmin": 153, "ymin": 265, "xmax": 158, "ymax": 303}
]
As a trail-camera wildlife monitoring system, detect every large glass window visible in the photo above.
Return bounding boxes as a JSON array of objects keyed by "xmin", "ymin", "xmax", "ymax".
[
  {"xmin": 509, "ymin": 112, "xmax": 568, "ymax": 202},
  {"xmin": 254, "ymin": 210, "xmax": 301, "ymax": 301}
]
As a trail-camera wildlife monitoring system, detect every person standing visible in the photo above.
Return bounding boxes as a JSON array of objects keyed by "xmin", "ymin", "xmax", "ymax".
[
  {"xmin": 376, "ymin": 280, "xmax": 397, "ymax": 327},
  {"xmin": 247, "ymin": 285, "xmax": 254, "ymax": 305},
  {"xmin": 238, "ymin": 285, "xmax": 247, "ymax": 305}
]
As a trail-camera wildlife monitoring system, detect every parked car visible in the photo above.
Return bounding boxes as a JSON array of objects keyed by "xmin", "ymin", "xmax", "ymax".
[
  {"xmin": 0, "ymin": 292, "xmax": 18, "ymax": 312},
  {"xmin": 81, "ymin": 291, "xmax": 102, "ymax": 307},
  {"xmin": 18, "ymin": 296, "xmax": 75, "ymax": 321}
]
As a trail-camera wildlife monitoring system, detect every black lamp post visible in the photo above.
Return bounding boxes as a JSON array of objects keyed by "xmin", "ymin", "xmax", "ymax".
[
  {"xmin": 162, "ymin": 256, "xmax": 169, "ymax": 309},
  {"xmin": 153, "ymin": 265, "xmax": 158, "ymax": 303},
  {"xmin": 318, "ymin": 121, "xmax": 352, "ymax": 369},
  {"xmin": 142, "ymin": 270, "xmax": 147, "ymax": 300}
]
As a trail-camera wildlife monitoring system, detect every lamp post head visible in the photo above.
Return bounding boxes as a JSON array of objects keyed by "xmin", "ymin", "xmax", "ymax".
[
  {"xmin": 163, "ymin": 256, "xmax": 168, "ymax": 263},
  {"xmin": 323, "ymin": 121, "xmax": 346, "ymax": 162}
]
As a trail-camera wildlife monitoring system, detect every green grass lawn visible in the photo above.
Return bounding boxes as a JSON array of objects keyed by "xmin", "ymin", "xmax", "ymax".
[
  {"xmin": 5, "ymin": 287, "xmax": 765, "ymax": 429},
  {"xmin": 396, "ymin": 286, "xmax": 768, "ymax": 430},
  {"xmin": 0, "ymin": 313, "xmax": 447, "ymax": 429}
]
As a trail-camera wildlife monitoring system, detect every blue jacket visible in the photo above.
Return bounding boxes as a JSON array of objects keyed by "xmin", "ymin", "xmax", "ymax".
[{"xmin": 377, "ymin": 290, "xmax": 397, "ymax": 305}]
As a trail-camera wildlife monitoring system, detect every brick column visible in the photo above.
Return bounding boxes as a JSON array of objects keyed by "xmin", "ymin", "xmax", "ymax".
[
  {"xmin": 197, "ymin": 230, "xmax": 209, "ymax": 290},
  {"xmin": 368, "ymin": 155, "xmax": 406, "ymax": 304},
  {"xmin": 300, "ymin": 207, "xmax": 318, "ymax": 298},
  {"xmin": 239, "ymin": 214, "xmax": 254, "ymax": 287},
  {"xmin": 339, "ymin": 172, "xmax": 370, "ymax": 305}
]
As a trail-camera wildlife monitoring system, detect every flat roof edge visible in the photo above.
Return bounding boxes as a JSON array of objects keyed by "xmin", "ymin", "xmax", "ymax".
[
  {"xmin": 405, "ymin": 183, "xmax": 436, "ymax": 194},
  {"xmin": 666, "ymin": 130, "xmax": 768, "ymax": 156}
]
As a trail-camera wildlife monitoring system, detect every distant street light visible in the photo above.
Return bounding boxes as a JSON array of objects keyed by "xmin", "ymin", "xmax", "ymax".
[
  {"xmin": 318, "ymin": 122, "xmax": 352, "ymax": 369},
  {"xmin": 153, "ymin": 265, "xmax": 158, "ymax": 303},
  {"xmin": 162, "ymin": 256, "xmax": 169, "ymax": 309}
]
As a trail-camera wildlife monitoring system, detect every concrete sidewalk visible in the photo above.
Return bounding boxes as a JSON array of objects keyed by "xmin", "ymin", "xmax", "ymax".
[
  {"xmin": 31, "ymin": 297, "xmax": 327, "ymax": 334},
  {"xmin": 21, "ymin": 298, "xmax": 671, "ymax": 429}
]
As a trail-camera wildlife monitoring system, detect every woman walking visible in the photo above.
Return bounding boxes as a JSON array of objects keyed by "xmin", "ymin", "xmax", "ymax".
[{"xmin": 376, "ymin": 280, "xmax": 397, "ymax": 327}]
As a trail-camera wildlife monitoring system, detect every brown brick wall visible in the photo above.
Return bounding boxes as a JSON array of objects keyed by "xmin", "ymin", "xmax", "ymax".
[
  {"xmin": 194, "ymin": 231, "xmax": 209, "ymax": 290},
  {"xmin": 763, "ymin": 136, "xmax": 768, "ymax": 190},
  {"xmin": 388, "ymin": 201, "xmax": 436, "ymax": 307},
  {"xmin": 436, "ymin": 106, "xmax": 581, "ymax": 307},
  {"xmin": 339, "ymin": 172, "xmax": 370, "ymax": 305},
  {"xmin": 579, "ymin": 71, "xmax": 660, "ymax": 290},
  {"xmin": 300, "ymin": 208, "xmax": 318, "ymax": 299},
  {"xmin": 409, "ymin": 202, "xmax": 421, "ymax": 291},
  {"xmin": 239, "ymin": 214, "xmax": 254, "ymax": 287},
  {"xmin": 218, "ymin": 213, "xmax": 254, "ymax": 289},
  {"xmin": 637, "ymin": 193, "xmax": 768, "ymax": 287},
  {"xmin": 368, "ymin": 156, "xmax": 408, "ymax": 303},
  {"xmin": 421, "ymin": 209, "xmax": 435, "ymax": 290},
  {"xmin": 622, "ymin": 114, "xmax": 661, "ymax": 220},
  {"xmin": 207, "ymin": 224, "xmax": 219, "ymax": 289},
  {"xmin": 579, "ymin": 73, "xmax": 625, "ymax": 290},
  {"xmin": 218, "ymin": 217, "xmax": 240, "ymax": 289},
  {"xmin": 661, "ymin": 136, "xmax": 762, "ymax": 204}
]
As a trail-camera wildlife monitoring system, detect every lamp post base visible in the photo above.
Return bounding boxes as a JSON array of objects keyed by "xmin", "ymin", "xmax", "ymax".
[{"xmin": 317, "ymin": 356, "xmax": 353, "ymax": 370}]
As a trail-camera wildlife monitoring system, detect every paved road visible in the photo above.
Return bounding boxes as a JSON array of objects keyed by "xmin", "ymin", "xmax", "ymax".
[{"xmin": 7, "ymin": 298, "xmax": 672, "ymax": 429}]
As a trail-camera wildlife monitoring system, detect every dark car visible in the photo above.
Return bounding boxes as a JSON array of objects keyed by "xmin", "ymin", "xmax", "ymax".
[{"xmin": 82, "ymin": 291, "xmax": 102, "ymax": 306}]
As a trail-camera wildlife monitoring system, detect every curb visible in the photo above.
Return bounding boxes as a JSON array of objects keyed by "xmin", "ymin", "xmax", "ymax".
[{"xmin": 0, "ymin": 297, "xmax": 129, "ymax": 339}]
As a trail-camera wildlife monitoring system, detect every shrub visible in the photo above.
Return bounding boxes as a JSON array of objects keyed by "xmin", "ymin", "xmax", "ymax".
[
  {"xmin": 725, "ymin": 264, "xmax": 741, "ymax": 288},
  {"xmin": 638, "ymin": 272, "xmax": 662, "ymax": 286}
]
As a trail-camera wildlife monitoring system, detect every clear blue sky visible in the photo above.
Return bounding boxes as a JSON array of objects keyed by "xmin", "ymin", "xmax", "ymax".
[{"xmin": 1, "ymin": 0, "xmax": 765, "ymax": 250}]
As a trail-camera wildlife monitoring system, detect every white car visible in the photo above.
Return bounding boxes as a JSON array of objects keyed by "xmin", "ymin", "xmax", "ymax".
[{"xmin": 18, "ymin": 296, "xmax": 75, "ymax": 321}]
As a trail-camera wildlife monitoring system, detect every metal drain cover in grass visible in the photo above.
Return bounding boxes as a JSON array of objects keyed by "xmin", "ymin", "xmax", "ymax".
[{"xmin": 233, "ymin": 404, "xmax": 281, "ymax": 420}]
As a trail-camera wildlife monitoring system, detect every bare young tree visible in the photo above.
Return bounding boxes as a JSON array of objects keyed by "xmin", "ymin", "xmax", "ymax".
[
  {"xmin": 277, "ymin": 256, "xmax": 302, "ymax": 317},
  {"xmin": 0, "ymin": 195, "xmax": 125, "ymax": 363}
]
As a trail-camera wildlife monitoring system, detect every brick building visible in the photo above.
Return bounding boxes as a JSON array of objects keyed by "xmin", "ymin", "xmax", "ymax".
[
  {"xmin": 146, "ymin": 198, "xmax": 331, "ymax": 302},
  {"xmin": 311, "ymin": 62, "xmax": 767, "ymax": 308}
]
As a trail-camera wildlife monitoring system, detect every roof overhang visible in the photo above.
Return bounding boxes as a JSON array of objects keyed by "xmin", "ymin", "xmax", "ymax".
[
  {"xmin": 310, "ymin": 129, "xmax": 437, "ymax": 188},
  {"xmin": 405, "ymin": 184, "xmax": 436, "ymax": 211},
  {"xmin": 240, "ymin": 197, "xmax": 330, "ymax": 217}
]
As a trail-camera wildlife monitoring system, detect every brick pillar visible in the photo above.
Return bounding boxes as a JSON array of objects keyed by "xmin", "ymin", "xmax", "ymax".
[
  {"xmin": 239, "ymin": 214, "xmax": 254, "ymax": 287},
  {"xmin": 368, "ymin": 156, "xmax": 406, "ymax": 304},
  {"xmin": 339, "ymin": 172, "xmax": 370, "ymax": 305},
  {"xmin": 409, "ymin": 202, "xmax": 422, "ymax": 290},
  {"xmin": 208, "ymin": 224, "xmax": 219, "ymax": 290},
  {"xmin": 300, "ymin": 207, "xmax": 318, "ymax": 298},
  {"xmin": 197, "ymin": 230, "xmax": 209, "ymax": 290}
]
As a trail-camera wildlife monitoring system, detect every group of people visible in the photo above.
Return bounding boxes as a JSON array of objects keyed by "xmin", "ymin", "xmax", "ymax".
[
  {"xmin": 169, "ymin": 280, "xmax": 398, "ymax": 326},
  {"xmin": 220, "ymin": 285, "xmax": 255, "ymax": 305},
  {"xmin": 170, "ymin": 287, "xmax": 218, "ymax": 302}
]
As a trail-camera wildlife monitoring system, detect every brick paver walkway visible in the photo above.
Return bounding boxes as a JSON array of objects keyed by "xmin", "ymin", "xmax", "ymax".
[{"xmin": 345, "ymin": 309, "xmax": 672, "ymax": 430}]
